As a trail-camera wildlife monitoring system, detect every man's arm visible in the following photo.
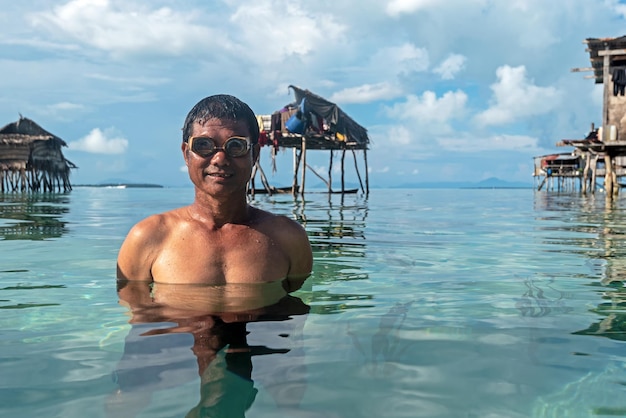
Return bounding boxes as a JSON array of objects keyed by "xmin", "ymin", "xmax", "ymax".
[
  {"xmin": 279, "ymin": 218, "xmax": 313, "ymax": 293},
  {"xmin": 116, "ymin": 215, "xmax": 163, "ymax": 281}
]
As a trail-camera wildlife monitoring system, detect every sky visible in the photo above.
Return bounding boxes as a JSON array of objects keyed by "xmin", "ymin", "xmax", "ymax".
[{"xmin": 1, "ymin": 0, "xmax": 625, "ymax": 188}]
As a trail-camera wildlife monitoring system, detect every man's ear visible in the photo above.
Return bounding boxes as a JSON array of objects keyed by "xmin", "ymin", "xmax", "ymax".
[{"xmin": 182, "ymin": 142, "xmax": 190, "ymax": 166}]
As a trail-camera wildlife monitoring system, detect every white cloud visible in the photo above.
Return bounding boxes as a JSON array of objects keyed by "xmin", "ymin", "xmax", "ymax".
[
  {"xmin": 330, "ymin": 82, "xmax": 403, "ymax": 104},
  {"xmin": 611, "ymin": 0, "xmax": 626, "ymax": 19},
  {"xmin": 30, "ymin": 0, "xmax": 221, "ymax": 58},
  {"xmin": 68, "ymin": 128, "xmax": 128, "ymax": 154},
  {"xmin": 433, "ymin": 54, "xmax": 467, "ymax": 80},
  {"xmin": 371, "ymin": 43, "xmax": 430, "ymax": 75},
  {"xmin": 229, "ymin": 1, "xmax": 346, "ymax": 63},
  {"xmin": 327, "ymin": 43, "xmax": 429, "ymax": 99},
  {"xmin": 38, "ymin": 101, "xmax": 87, "ymax": 120},
  {"xmin": 386, "ymin": 90, "xmax": 468, "ymax": 124},
  {"xmin": 0, "ymin": 38, "xmax": 80, "ymax": 52},
  {"xmin": 387, "ymin": 125, "xmax": 412, "ymax": 145},
  {"xmin": 48, "ymin": 102, "xmax": 84, "ymax": 111},
  {"xmin": 386, "ymin": 0, "xmax": 439, "ymax": 16},
  {"xmin": 475, "ymin": 65, "xmax": 561, "ymax": 126}
]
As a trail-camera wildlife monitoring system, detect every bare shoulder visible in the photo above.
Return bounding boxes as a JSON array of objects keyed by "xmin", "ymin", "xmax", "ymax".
[
  {"xmin": 117, "ymin": 207, "xmax": 187, "ymax": 280},
  {"xmin": 123, "ymin": 209, "xmax": 178, "ymax": 243},
  {"xmin": 250, "ymin": 207, "xmax": 312, "ymax": 290},
  {"xmin": 250, "ymin": 207, "xmax": 306, "ymax": 236}
]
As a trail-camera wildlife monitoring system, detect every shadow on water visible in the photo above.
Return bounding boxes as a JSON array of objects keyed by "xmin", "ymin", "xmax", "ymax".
[
  {"xmin": 534, "ymin": 192, "xmax": 626, "ymax": 341},
  {"xmin": 110, "ymin": 280, "xmax": 314, "ymax": 418},
  {"xmin": 0, "ymin": 193, "xmax": 70, "ymax": 240}
]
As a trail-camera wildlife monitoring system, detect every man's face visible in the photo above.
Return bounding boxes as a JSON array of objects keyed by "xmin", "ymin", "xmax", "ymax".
[{"xmin": 182, "ymin": 118, "xmax": 258, "ymax": 196}]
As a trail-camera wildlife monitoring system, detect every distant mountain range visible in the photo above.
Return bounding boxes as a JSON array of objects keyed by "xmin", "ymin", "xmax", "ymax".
[{"xmin": 386, "ymin": 177, "xmax": 533, "ymax": 189}]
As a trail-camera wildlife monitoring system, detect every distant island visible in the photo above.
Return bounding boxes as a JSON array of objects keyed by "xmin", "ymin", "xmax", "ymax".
[
  {"xmin": 393, "ymin": 177, "xmax": 532, "ymax": 189},
  {"xmin": 75, "ymin": 183, "xmax": 164, "ymax": 188}
]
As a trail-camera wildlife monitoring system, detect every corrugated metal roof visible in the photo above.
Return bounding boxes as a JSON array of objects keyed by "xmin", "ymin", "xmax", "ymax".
[{"xmin": 584, "ymin": 35, "xmax": 626, "ymax": 84}]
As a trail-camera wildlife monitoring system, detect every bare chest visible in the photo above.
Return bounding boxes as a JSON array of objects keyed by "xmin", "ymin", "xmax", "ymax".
[{"xmin": 151, "ymin": 224, "xmax": 289, "ymax": 284}]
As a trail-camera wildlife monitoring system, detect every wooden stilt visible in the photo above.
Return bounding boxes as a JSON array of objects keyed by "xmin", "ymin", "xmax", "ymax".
[
  {"xmin": 606, "ymin": 155, "xmax": 614, "ymax": 197},
  {"xmin": 613, "ymin": 162, "xmax": 619, "ymax": 199},
  {"xmin": 341, "ymin": 149, "xmax": 346, "ymax": 194},
  {"xmin": 351, "ymin": 149, "xmax": 365, "ymax": 193},
  {"xmin": 292, "ymin": 148, "xmax": 299, "ymax": 196},
  {"xmin": 328, "ymin": 150, "xmax": 333, "ymax": 193},
  {"xmin": 582, "ymin": 153, "xmax": 591, "ymax": 194},
  {"xmin": 591, "ymin": 155, "xmax": 598, "ymax": 194},
  {"xmin": 306, "ymin": 163, "xmax": 331, "ymax": 189},
  {"xmin": 537, "ymin": 176, "xmax": 547, "ymax": 191},
  {"xmin": 364, "ymin": 148, "xmax": 369, "ymax": 195},
  {"xmin": 255, "ymin": 162, "xmax": 273, "ymax": 196},
  {"xmin": 300, "ymin": 136, "xmax": 307, "ymax": 196}
]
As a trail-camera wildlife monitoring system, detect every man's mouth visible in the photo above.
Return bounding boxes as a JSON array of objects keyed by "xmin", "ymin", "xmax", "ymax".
[{"xmin": 206, "ymin": 172, "xmax": 233, "ymax": 178}]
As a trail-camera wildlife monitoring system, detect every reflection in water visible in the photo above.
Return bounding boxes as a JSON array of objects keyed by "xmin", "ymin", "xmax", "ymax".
[
  {"xmin": 250, "ymin": 193, "xmax": 373, "ymax": 315},
  {"xmin": 0, "ymin": 193, "xmax": 70, "ymax": 240},
  {"xmin": 110, "ymin": 280, "xmax": 310, "ymax": 418},
  {"xmin": 294, "ymin": 195, "xmax": 373, "ymax": 315},
  {"xmin": 534, "ymin": 192, "xmax": 626, "ymax": 341},
  {"xmin": 574, "ymin": 281, "xmax": 626, "ymax": 341}
]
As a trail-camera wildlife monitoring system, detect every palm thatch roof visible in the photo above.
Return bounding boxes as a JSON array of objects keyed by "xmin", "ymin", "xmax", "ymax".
[{"xmin": 0, "ymin": 116, "xmax": 76, "ymax": 192}]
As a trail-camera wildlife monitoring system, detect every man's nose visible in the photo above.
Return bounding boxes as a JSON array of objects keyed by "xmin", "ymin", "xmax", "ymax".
[{"xmin": 209, "ymin": 149, "xmax": 229, "ymax": 164}]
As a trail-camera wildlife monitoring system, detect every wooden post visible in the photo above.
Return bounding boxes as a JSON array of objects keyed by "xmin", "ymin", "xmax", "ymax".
[
  {"xmin": 537, "ymin": 176, "xmax": 547, "ymax": 191},
  {"xmin": 613, "ymin": 161, "xmax": 619, "ymax": 199},
  {"xmin": 306, "ymin": 163, "xmax": 331, "ymax": 189},
  {"xmin": 591, "ymin": 155, "xmax": 598, "ymax": 194},
  {"xmin": 256, "ymin": 162, "xmax": 273, "ymax": 196},
  {"xmin": 328, "ymin": 150, "xmax": 333, "ymax": 193},
  {"xmin": 606, "ymin": 154, "xmax": 614, "ymax": 197},
  {"xmin": 352, "ymin": 149, "xmax": 365, "ymax": 193},
  {"xmin": 603, "ymin": 47, "xmax": 610, "ymax": 132},
  {"xmin": 582, "ymin": 153, "xmax": 591, "ymax": 194},
  {"xmin": 292, "ymin": 148, "xmax": 299, "ymax": 195},
  {"xmin": 300, "ymin": 135, "xmax": 307, "ymax": 196},
  {"xmin": 364, "ymin": 148, "xmax": 369, "ymax": 195},
  {"xmin": 341, "ymin": 148, "xmax": 346, "ymax": 194}
]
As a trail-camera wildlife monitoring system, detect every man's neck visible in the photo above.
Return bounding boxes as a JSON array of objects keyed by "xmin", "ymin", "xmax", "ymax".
[{"xmin": 189, "ymin": 193, "xmax": 251, "ymax": 228}]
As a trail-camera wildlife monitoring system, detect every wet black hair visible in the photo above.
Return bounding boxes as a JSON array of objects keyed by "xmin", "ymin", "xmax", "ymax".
[{"xmin": 182, "ymin": 94, "xmax": 260, "ymax": 144}]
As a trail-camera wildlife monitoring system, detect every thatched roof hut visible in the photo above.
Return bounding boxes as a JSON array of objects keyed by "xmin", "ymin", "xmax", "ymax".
[{"xmin": 0, "ymin": 116, "xmax": 76, "ymax": 192}]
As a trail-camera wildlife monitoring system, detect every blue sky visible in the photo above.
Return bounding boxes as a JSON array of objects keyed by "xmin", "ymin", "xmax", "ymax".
[{"xmin": 2, "ymin": 0, "xmax": 625, "ymax": 188}]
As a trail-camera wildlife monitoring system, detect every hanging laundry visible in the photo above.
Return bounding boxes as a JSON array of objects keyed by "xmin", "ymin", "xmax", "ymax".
[
  {"xmin": 258, "ymin": 131, "xmax": 268, "ymax": 147},
  {"xmin": 612, "ymin": 68, "xmax": 626, "ymax": 96}
]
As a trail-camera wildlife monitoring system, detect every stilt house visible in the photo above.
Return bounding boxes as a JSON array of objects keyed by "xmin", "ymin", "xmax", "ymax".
[
  {"xmin": 0, "ymin": 116, "xmax": 76, "ymax": 192},
  {"xmin": 251, "ymin": 85, "xmax": 370, "ymax": 195},
  {"xmin": 545, "ymin": 35, "xmax": 626, "ymax": 197},
  {"xmin": 533, "ymin": 153, "xmax": 583, "ymax": 192}
]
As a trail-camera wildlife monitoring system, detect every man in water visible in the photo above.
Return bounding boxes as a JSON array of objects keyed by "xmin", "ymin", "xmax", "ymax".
[{"xmin": 117, "ymin": 94, "xmax": 313, "ymax": 292}]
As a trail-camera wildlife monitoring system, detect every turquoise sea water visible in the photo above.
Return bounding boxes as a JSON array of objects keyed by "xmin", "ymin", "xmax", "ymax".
[{"xmin": 1, "ymin": 187, "xmax": 626, "ymax": 417}]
